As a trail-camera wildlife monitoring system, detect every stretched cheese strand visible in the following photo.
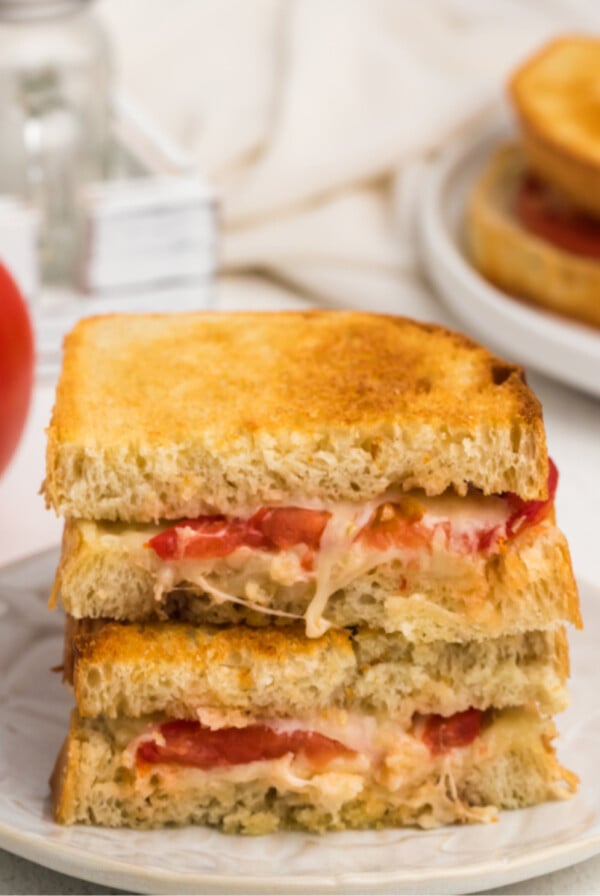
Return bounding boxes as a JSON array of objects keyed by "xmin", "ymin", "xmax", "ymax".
[
  {"xmin": 146, "ymin": 489, "xmax": 513, "ymax": 636},
  {"xmin": 304, "ymin": 501, "xmax": 377, "ymax": 636},
  {"xmin": 177, "ymin": 573, "xmax": 305, "ymax": 622}
]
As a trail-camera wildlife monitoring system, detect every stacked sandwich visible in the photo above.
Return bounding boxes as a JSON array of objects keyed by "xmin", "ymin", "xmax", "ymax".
[
  {"xmin": 468, "ymin": 35, "xmax": 600, "ymax": 329},
  {"xmin": 45, "ymin": 311, "xmax": 581, "ymax": 832}
]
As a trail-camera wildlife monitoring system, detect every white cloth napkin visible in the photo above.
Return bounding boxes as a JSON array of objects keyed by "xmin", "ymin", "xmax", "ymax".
[{"xmin": 98, "ymin": 0, "xmax": 600, "ymax": 314}]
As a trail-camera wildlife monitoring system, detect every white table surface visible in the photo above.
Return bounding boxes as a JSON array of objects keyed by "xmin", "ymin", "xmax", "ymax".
[{"xmin": 1, "ymin": 278, "xmax": 599, "ymax": 895}]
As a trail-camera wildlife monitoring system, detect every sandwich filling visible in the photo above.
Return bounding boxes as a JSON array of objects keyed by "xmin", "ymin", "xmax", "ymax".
[
  {"xmin": 113, "ymin": 706, "xmax": 570, "ymax": 823},
  {"xmin": 124, "ymin": 708, "xmax": 486, "ymax": 803},
  {"xmin": 131, "ymin": 709, "xmax": 483, "ymax": 771},
  {"xmin": 56, "ymin": 707, "xmax": 576, "ymax": 830},
  {"xmin": 516, "ymin": 174, "xmax": 600, "ymax": 259},
  {"xmin": 135, "ymin": 462, "xmax": 557, "ymax": 636}
]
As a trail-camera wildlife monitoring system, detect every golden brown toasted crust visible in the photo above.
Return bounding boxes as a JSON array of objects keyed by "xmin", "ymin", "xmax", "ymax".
[
  {"xmin": 63, "ymin": 617, "xmax": 571, "ymax": 721},
  {"xmin": 67, "ymin": 620, "xmax": 354, "ymax": 716},
  {"xmin": 44, "ymin": 311, "xmax": 548, "ymax": 521},
  {"xmin": 66, "ymin": 618, "xmax": 349, "ymax": 676},
  {"xmin": 510, "ymin": 35, "xmax": 600, "ymax": 216},
  {"xmin": 466, "ymin": 144, "xmax": 600, "ymax": 328}
]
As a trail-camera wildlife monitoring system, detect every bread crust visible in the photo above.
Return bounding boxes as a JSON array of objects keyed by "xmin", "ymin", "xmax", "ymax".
[
  {"xmin": 466, "ymin": 144, "xmax": 600, "ymax": 328},
  {"xmin": 44, "ymin": 311, "xmax": 547, "ymax": 521},
  {"xmin": 510, "ymin": 36, "xmax": 600, "ymax": 216},
  {"xmin": 64, "ymin": 618, "xmax": 570, "ymax": 721}
]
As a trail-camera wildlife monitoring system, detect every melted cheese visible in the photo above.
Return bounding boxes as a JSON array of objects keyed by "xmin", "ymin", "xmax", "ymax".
[
  {"xmin": 124, "ymin": 709, "xmax": 412, "ymax": 770},
  {"xmin": 422, "ymin": 492, "xmax": 509, "ymax": 552},
  {"xmin": 99, "ymin": 489, "xmax": 512, "ymax": 637},
  {"xmin": 305, "ymin": 500, "xmax": 378, "ymax": 636},
  {"xmin": 121, "ymin": 709, "xmax": 495, "ymax": 817},
  {"xmin": 159, "ymin": 569, "xmax": 305, "ymax": 623}
]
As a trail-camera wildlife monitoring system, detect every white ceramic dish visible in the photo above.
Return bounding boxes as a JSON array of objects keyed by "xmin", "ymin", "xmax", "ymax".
[
  {"xmin": 419, "ymin": 122, "xmax": 600, "ymax": 399},
  {"xmin": 0, "ymin": 547, "xmax": 598, "ymax": 895}
]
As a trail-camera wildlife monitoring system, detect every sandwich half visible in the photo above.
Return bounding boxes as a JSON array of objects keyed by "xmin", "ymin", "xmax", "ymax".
[
  {"xmin": 467, "ymin": 143, "xmax": 600, "ymax": 328},
  {"xmin": 43, "ymin": 310, "xmax": 579, "ymax": 639},
  {"xmin": 510, "ymin": 35, "xmax": 600, "ymax": 218},
  {"xmin": 52, "ymin": 619, "xmax": 576, "ymax": 832}
]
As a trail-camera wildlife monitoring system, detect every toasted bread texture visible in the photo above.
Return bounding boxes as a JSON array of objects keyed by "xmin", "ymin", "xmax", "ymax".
[
  {"xmin": 510, "ymin": 36, "xmax": 600, "ymax": 217},
  {"xmin": 44, "ymin": 311, "xmax": 548, "ymax": 522},
  {"xmin": 53, "ymin": 516, "xmax": 580, "ymax": 642},
  {"xmin": 466, "ymin": 144, "xmax": 600, "ymax": 328},
  {"xmin": 65, "ymin": 618, "xmax": 569, "ymax": 721},
  {"xmin": 51, "ymin": 708, "xmax": 576, "ymax": 830}
]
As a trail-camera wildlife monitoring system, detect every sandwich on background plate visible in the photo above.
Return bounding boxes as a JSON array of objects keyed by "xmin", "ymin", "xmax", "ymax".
[
  {"xmin": 467, "ymin": 35, "xmax": 600, "ymax": 329},
  {"xmin": 44, "ymin": 311, "xmax": 580, "ymax": 832}
]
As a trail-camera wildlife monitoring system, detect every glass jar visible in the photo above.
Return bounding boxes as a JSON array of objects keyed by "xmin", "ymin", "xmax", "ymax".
[{"xmin": 0, "ymin": 0, "xmax": 112, "ymax": 284}]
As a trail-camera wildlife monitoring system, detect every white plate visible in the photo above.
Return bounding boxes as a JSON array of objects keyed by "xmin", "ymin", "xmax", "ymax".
[
  {"xmin": 418, "ymin": 121, "xmax": 600, "ymax": 399},
  {"xmin": 0, "ymin": 548, "xmax": 598, "ymax": 895}
]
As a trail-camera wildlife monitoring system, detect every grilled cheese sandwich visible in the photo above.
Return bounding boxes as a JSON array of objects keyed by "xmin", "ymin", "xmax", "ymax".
[
  {"xmin": 468, "ymin": 37, "xmax": 600, "ymax": 328},
  {"xmin": 46, "ymin": 310, "xmax": 580, "ymax": 832}
]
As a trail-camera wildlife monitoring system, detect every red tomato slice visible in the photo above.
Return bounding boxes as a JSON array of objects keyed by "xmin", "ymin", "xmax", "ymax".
[
  {"xmin": 422, "ymin": 708, "xmax": 483, "ymax": 756},
  {"xmin": 516, "ymin": 174, "xmax": 600, "ymax": 259},
  {"xmin": 146, "ymin": 507, "xmax": 331, "ymax": 561},
  {"xmin": 137, "ymin": 720, "xmax": 355, "ymax": 770},
  {"xmin": 250, "ymin": 507, "xmax": 331, "ymax": 551},
  {"xmin": 147, "ymin": 516, "xmax": 252, "ymax": 560},
  {"xmin": 147, "ymin": 463, "xmax": 557, "ymax": 562},
  {"xmin": 361, "ymin": 462, "xmax": 557, "ymax": 554}
]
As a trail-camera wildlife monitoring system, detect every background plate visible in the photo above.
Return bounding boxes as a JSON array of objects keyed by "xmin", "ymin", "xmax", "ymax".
[
  {"xmin": 0, "ymin": 548, "xmax": 598, "ymax": 895},
  {"xmin": 419, "ymin": 120, "xmax": 600, "ymax": 399}
]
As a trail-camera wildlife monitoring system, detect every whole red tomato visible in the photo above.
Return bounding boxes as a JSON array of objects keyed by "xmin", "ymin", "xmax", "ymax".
[{"xmin": 0, "ymin": 263, "xmax": 34, "ymax": 476}]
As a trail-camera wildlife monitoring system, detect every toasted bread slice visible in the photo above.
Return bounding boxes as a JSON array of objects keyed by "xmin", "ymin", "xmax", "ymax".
[
  {"xmin": 64, "ymin": 618, "xmax": 570, "ymax": 721},
  {"xmin": 44, "ymin": 311, "xmax": 547, "ymax": 523},
  {"xmin": 51, "ymin": 708, "xmax": 576, "ymax": 830},
  {"xmin": 510, "ymin": 36, "xmax": 600, "ymax": 217},
  {"xmin": 467, "ymin": 144, "xmax": 600, "ymax": 328},
  {"xmin": 54, "ymin": 516, "xmax": 581, "ymax": 642}
]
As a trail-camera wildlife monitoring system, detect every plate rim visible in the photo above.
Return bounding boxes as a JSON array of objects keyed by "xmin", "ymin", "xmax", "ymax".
[
  {"xmin": 2, "ymin": 813, "xmax": 600, "ymax": 896},
  {"xmin": 1, "ymin": 551, "xmax": 599, "ymax": 894},
  {"xmin": 418, "ymin": 120, "xmax": 600, "ymax": 398}
]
